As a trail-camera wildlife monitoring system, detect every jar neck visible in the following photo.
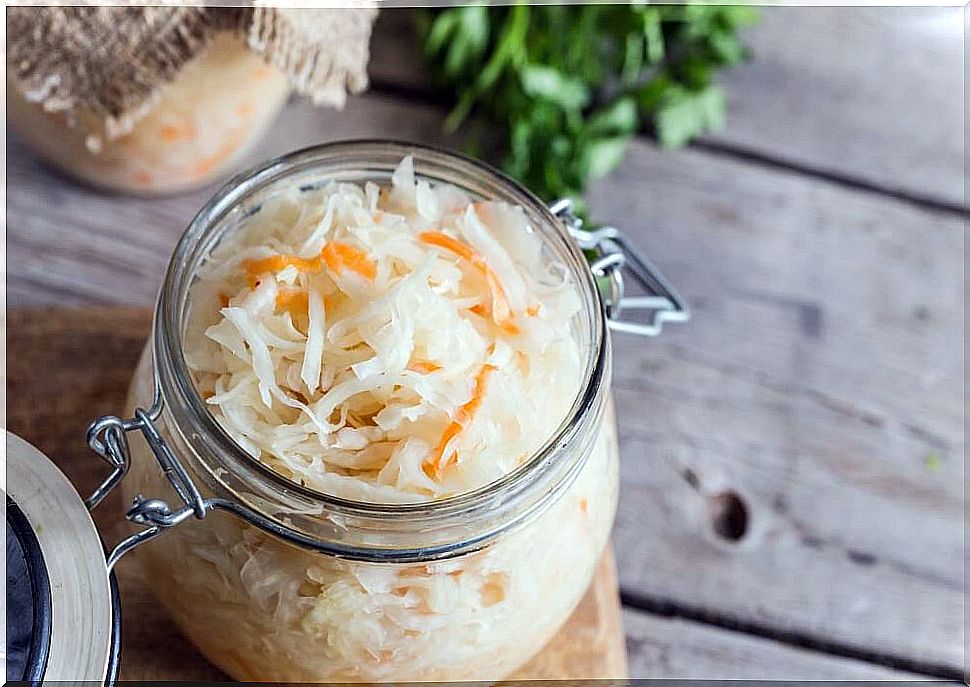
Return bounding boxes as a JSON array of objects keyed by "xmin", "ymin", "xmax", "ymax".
[{"xmin": 152, "ymin": 140, "xmax": 609, "ymax": 561}]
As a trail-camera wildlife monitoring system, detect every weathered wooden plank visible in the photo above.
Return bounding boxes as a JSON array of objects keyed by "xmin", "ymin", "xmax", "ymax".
[
  {"xmin": 594, "ymin": 142, "xmax": 964, "ymax": 673},
  {"xmin": 714, "ymin": 6, "xmax": 963, "ymax": 208},
  {"xmin": 7, "ymin": 94, "xmax": 964, "ymax": 673},
  {"xmin": 622, "ymin": 609, "xmax": 920, "ymax": 679},
  {"xmin": 367, "ymin": 7, "xmax": 965, "ymax": 207}
]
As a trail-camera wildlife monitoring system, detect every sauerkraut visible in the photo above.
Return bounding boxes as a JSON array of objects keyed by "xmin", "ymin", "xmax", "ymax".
[
  {"xmin": 122, "ymin": 154, "xmax": 620, "ymax": 682},
  {"xmin": 183, "ymin": 155, "xmax": 585, "ymax": 502}
]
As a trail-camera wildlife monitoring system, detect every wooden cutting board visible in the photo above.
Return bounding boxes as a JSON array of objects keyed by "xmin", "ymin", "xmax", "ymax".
[{"xmin": 6, "ymin": 306, "xmax": 628, "ymax": 682}]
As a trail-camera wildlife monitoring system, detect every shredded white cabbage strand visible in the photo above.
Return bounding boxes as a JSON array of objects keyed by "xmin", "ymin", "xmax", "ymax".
[{"xmin": 184, "ymin": 156, "xmax": 584, "ymax": 502}]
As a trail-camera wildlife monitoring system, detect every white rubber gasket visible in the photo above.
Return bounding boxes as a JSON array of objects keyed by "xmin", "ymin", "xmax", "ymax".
[{"xmin": 6, "ymin": 431, "xmax": 113, "ymax": 683}]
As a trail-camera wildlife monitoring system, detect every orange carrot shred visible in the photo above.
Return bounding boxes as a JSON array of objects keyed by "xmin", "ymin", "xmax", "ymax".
[
  {"xmin": 160, "ymin": 123, "xmax": 195, "ymax": 142},
  {"xmin": 418, "ymin": 231, "xmax": 478, "ymax": 263},
  {"xmin": 245, "ymin": 253, "xmax": 322, "ymax": 276},
  {"xmin": 526, "ymin": 304, "xmax": 540, "ymax": 317},
  {"xmin": 335, "ymin": 242, "xmax": 377, "ymax": 281},
  {"xmin": 243, "ymin": 242, "xmax": 376, "ymax": 284},
  {"xmin": 275, "ymin": 290, "xmax": 309, "ymax": 313},
  {"xmin": 218, "ymin": 292, "xmax": 230, "ymax": 308},
  {"xmin": 322, "ymin": 242, "xmax": 376, "ymax": 281},
  {"xmin": 425, "ymin": 363, "xmax": 496, "ymax": 479},
  {"xmin": 191, "ymin": 129, "xmax": 242, "ymax": 178},
  {"xmin": 409, "ymin": 361, "xmax": 441, "ymax": 374},
  {"xmin": 160, "ymin": 125, "xmax": 180, "ymax": 141},
  {"xmin": 418, "ymin": 231, "xmax": 518, "ymax": 333},
  {"xmin": 321, "ymin": 243, "xmax": 341, "ymax": 274}
]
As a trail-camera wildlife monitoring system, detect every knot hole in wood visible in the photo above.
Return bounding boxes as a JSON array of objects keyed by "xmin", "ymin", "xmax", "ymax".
[{"xmin": 709, "ymin": 490, "xmax": 748, "ymax": 542}]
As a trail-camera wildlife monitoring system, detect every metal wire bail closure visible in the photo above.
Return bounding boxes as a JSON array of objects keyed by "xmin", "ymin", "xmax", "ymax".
[
  {"xmin": 86, "ymin": 390, "xmax": 332, "ymax": 570},
  {"xmin": 86, "ymin": 389, "xmax": 209, "ymax": 570},
  {"xmin": 550, "ymin": 198, "xmax": 690, "ymax": 337}
]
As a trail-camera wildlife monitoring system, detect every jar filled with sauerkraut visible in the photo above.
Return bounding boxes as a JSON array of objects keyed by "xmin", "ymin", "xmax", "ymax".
[
  {"xmin": 8, "ymin": 7, "xmax": 376, "ymax": 195},
  {"xmin": 8, "ymin": 33, "xmax": 291, "ymax": 195},
  {"xmin": 87, "ymin": 141, "xmax": 688, "ymax": 682}
]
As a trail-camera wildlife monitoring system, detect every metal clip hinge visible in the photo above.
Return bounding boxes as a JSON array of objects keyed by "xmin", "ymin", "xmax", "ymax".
[
  {"xmin": 550, "ymin": 198, "xmax": 690, "ymax": 337},
  {"xmin": 86, "ymin": 390, "xmax": 208, "ymax": 570},
  {"xmin": 86, "ymin": 391, "xmax": 360, "ymax": 566}
]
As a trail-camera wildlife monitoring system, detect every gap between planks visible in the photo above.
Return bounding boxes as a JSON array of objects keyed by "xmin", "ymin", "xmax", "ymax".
[
  {"xmin": 366, "ymin": 79, "xmax": 968, "ymax": 220},
  {"xmin": 620, "ymin": 589, "xmax": 964, "ymax": 681},
  {"xmin": 689, "ymin": 139, "xmax": 968, "ymax": 219}
]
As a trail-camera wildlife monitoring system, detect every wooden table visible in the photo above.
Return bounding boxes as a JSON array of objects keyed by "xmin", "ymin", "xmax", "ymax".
[{"xmin": 6, "ymin": 7, "xmax": 965, "ymax": 681}]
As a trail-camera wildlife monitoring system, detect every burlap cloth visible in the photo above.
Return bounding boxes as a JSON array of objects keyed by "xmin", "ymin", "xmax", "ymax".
[{"xmin": 7, "ymin": 4, "xmax": 378, "ymax": 139}]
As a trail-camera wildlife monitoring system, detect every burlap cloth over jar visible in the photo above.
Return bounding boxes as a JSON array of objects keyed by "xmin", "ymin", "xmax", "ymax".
[{"xmin": 7, "ymin": 4, "xmax": 378, "ymax": 194}]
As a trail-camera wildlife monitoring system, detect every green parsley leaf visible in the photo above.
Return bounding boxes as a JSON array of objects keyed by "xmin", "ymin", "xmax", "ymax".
[
  {"xmin": 655, "ymin": 84, "xmax": 726, "ymax": 148},
  {"xmin": 585, "ymin": 97, "xmax": 639, "ymax": 138},
  {"xmin": 583, "ymin": 136, "xmax": 634, "ymax": 179},
  {"xmin": 520, "ymin": 64, "xmax": 591, "ymax": 111},
  {"xmin": 419, "ymin": 3, "xmax": 755, "ymax": 215}
]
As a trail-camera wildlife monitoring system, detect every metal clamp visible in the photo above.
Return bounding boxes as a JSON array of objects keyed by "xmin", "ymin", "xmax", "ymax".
[
  {"xmin": 550, "ymin": 198, "xmax": 690, "ymax": 337},
  {"xmin": 86, "ymin": 392, "xmax": 475, "ymax": 566},
  {"xmin": 86, "ymin": 390, "xmax": 209, "ymax": 570}
]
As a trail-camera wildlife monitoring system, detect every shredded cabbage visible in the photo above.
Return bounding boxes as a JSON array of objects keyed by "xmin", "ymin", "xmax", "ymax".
[
  {"xmin": 127, "ymin": 383, "xmax": 618, "ymax": 681},
  {"xmin": 184, "ymin": 156, "xmax": 584, "ymax": 502}
]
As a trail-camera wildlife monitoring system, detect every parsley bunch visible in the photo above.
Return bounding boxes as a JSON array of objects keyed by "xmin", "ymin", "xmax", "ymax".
[{"xmin": 419, "ymin": 4, "xmax": 756, "ymax": 209}]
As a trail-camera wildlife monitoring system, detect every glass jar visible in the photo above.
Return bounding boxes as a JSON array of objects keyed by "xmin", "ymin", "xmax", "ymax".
[
  {"xmin": 8, "ymin": 33, "xmax": 290, "ymax": 195},
  {"xmin": 87, "ymin": 141, "xmax": 688, "ymax": 682}
]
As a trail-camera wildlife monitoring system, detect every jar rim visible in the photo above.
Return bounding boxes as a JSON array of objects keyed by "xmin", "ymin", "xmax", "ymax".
[{"xmin": 152, "ymin": 140, "xmax": 608, "ymax": 550}]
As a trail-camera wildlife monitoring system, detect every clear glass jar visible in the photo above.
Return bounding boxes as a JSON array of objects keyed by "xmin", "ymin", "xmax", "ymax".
[
  {"xmin": 114, "ymin": 142, "xmax": 624, "ymax": 682},
  {"xmin": 8, "ymin": 33, "xmax": 290, "ymax": 195}
]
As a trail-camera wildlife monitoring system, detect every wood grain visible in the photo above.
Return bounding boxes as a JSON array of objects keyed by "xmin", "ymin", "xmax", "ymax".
[
  {"xmin": 713, "ymin": 7, "xmax": 964, "ymax": 208},
  {"xmin": 4, "ymin": 307, "xmax": 628, "ymax": 682},
  {"xmin": 367, "ymin": 7, "xmax": 965, "ymax": 208},
  {"xmin": 622, "ymin": 610, "xmax": 921, "ymax": 680},
  {"xmin": 7, "ymin": 90, "xmax": 964, "ymax": 675},
  {"xmin": 597, "ymin": 139, "xmax": 964, "ymax": 674}
]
